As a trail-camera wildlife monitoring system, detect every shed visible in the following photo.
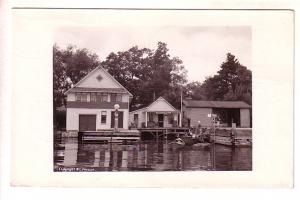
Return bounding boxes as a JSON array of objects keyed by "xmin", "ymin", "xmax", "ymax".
[{"xmin": 183, "ymin": 100, "xmax": 251, "ymax": 128}]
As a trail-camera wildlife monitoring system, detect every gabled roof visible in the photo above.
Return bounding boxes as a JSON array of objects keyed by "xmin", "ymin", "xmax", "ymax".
[
  {"xmin": 130, "ymin": 97, "xmax": 179, "ymax": 113},
  {"xmin": 64, "ymin": 66, "xmax": 133, "ymax": 97},
  {"xmin": 183, "ymin": 100, "xmax": 251, "ymax": 109}
]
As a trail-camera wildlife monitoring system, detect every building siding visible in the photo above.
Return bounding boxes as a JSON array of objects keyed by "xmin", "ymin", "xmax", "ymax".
[
  {"xmin": 184, "ymin": 107, "xmax": 213, "ymax": 127},
  {"xmin": 66, "ymin": 108, "xmax": 129, "ymax": 131},
  {"xmin": 67, "ymin": 93, "xmax": 76, "ymax": 101},
  {"xmin": 67, "ymin": 93, "xmax": 129, "ymax": 103},
  {"xmin": 128, "ymin": 97, "xmax": 179, "ymax": 128},
  {"xmin": 184, "ymin": 107, "xmax": 251, "ymax": 128},
  {"xmin": 79, "ymin": 68, "xmax": 121, "ymax": 88},
  {"xmin": 240, "ymin": 108, "xmax": 250, "ymax": 127},
  {"xmin": 66, "ymin": 101, "xmax": 129, "ymax": 109},
  {"xmin": 129, "ymin": 109, "xmax": 146, "ymax": 128},
  {"xmin": 147, "ymin": 98, "xmax": 178, "ymax": 112},
  {"xmin": 65, "ymin": 67, "xmax": 131, "ymax": 132},
  {"xmin": 129, "ymin": 111, "xmax": 179, "ymax": 128}
]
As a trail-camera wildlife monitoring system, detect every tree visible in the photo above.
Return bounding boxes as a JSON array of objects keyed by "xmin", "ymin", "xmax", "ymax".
[
  {"xmin": 102, "ymin": 42, "xmax": 188, "ymax": 110},
  {"xmin": 53, "ymin": 44, "xmax": 100, "ymax": 109},
  {"xmin": 200, "ymin": 53, "xmax": 252, "ymax": 104},
  {"xmin": 101, "ymin": 46, "xmax": 153, "ymax": 109}
]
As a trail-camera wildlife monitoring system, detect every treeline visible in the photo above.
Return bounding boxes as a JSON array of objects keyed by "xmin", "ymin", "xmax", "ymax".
[{"xmin": 53, "ymin": 42, "xmax": 252, "ymax": 112}]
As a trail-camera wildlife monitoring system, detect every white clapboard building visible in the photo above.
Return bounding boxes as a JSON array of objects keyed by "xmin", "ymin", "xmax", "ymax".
[
  {"xmin": 129, "ymin": 97, "xmax": 181, "ymax": 128},
  {"xmin": 65, "ymin": 67, "xmax": 132, "ymax": 135}
]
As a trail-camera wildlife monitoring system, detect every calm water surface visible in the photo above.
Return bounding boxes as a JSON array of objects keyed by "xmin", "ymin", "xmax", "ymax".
[{"xmin": 54, "ymin": 138, "xmax": 252, "ymax": 171}]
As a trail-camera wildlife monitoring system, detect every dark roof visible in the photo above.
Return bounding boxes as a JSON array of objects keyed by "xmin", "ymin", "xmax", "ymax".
[
  {"xmin": 183, "ymin": 100, "xmax": 251, "ymax": 108},
  {"xmin": 70, "ymin": 87, "xmax": 126, "ymax": 93}
]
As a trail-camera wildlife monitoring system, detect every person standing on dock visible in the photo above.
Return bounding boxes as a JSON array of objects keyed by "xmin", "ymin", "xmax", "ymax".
[
  {"xmin": 197, "ymin": 121, "xmax": 202, "ymax": 134},
  {"xmin": 196, "ymin": 121, "xmax": 205, "ymax": 142}
]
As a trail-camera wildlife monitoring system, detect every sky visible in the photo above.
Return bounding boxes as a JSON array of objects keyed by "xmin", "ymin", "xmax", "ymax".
[{"xmin": 54, "ymin": 26, "xmax": 251, "ymax": 82}]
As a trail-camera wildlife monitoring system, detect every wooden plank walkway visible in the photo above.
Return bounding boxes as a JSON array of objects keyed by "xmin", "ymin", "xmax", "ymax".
[
  {"xmin": 137, "ymin": 127, "xmax": 190, "ymax": 140},
  {"xmin": 210, "ymin": 128, "xmax": 252, "ymax": 146},
  {"xmin": 79, "ymin": 130, "xmax": 141, "ymax": 143}
]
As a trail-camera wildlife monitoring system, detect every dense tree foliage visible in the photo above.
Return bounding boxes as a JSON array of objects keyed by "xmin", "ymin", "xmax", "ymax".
[
  {"xmin": 200, "ymin": 53, "xmax": 252, "ymax": 104},
  {"xmin": 102, "ymin": 42, "xmax": 188, "ymax": 109},
  {"xmin": 53, "ymin": 43, "xmax": 252, "ymax": 118},
  {"xmin": 53, "ymin": 44, "xmax": 100, "ymax": 108},
  {"xmin": 185, "ymin": 81, "xmax": 205, "ymax": 100}
]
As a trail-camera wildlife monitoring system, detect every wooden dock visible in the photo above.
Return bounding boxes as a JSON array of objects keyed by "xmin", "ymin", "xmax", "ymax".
[
  {"xmin": 137, "ymin": 127, "xmax": 190, "ymax": 140},
  {"xmin": 78, "ymin": 130, "xmax": 141, "ymax": 143},
  {"xmin": 210, "ymin": 127, "xmax": 252, "ymax": 146},
  {"xmin": 76, "ymin": 127, "xmax": 251, "ymax": 146}
]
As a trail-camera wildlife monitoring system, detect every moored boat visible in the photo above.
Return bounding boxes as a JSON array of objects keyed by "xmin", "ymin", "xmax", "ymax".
[{"xmin": 172, "ymin": 136, "xmax": 211, "ymax": 148}]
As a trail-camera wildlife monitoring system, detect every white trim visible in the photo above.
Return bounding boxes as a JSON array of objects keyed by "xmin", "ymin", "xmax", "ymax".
[
  {"xmin": 64, "ymin": 66, "xmax": 133, "ymax": 97},
  {"xmin": 129, "ymin": 97, "xmax": 179, "ymax": 114},
  {"xmin": 64, "ymin": 67, "xmax": 99, "ymax": 95},
  {"xmin": 100, "ymin": 67, "xmax": 133, "ymax": 97},
  {"xmin": 147, "ymin": 96, "xmax": 178, "ymax": 112},
  {"xmin": 129, "ymin": 107, "xmax": 148, "ymax": 114}
]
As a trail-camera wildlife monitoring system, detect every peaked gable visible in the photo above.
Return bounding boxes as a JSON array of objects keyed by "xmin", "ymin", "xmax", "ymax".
[
  {"xmin": 147, "ymin": 97, "xmax": 178, "ymax": 112},
  {"xmin": 65, "ymin": 67, "xmax": 132, "ymax": 96}
]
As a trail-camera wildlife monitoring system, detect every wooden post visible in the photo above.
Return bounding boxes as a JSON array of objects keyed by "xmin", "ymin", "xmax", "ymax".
[
  {"xmin": 165, "ymin": 129, "xmax": 168, "ymax": 141},
  {"xmin": 231, "ymin": 123, "xmax": 236, "ymax": 146},
  {"xmin": 180, "ymin": 90, "xmax": 183, "ymax": 127},
  {"xmin": 179, "ymin": 113, "xmax": 182, "ymax": 127},
  {"xmin": 145, "ymin": 112, "xmax": 148, "ymax": 127}
]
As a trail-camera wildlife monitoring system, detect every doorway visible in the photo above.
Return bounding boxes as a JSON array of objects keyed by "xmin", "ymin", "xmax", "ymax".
[
  {"xmin": 158, "ymin": 114, "xmax": 164, "ymax": 127},
  {"xmin": 79, "ymin": 115, "xmax": 96, "ymax": 131},
  {"xmin": 111, "ymin": 111, "xmax": 124, "ymax": 128}
]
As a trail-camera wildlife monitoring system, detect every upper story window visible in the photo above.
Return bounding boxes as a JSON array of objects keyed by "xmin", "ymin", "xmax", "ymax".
[
  {"xmin": 91, "ymin": 93, "xmax": 96, "ymax": 102},
  {"xmin": 75, "ymin": 93, "xmax": 88, "ymax": 102},
  {"xmin": 92, "ymin": 93, "xmax": 108, "ymax": 102},
  {"xmin": 117, "ymin": 94, "xmax": 122, "ymax": 102},
  {"xmin": 102, "ymin": 93, "xmax": 108, "ymax": 102},
  {"xmin": 111, "ymin": 93, "xmax": 122, "ymax": 102}
]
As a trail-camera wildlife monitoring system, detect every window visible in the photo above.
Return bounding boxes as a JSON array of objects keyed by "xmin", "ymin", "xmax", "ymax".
[
  {"xmin": 110, "ymin": 93, "xmax": 117, "ymax": 102},
  {"xmin": 102, "ymin": 93, "xmax": 108, "ymax": 102},
  {"xmin": 116, "ymin": 94, "xmax": 122, "ymax": 102},
  {"xmin": 134, "ymin": 114, "xmax": 138, "ymax": 122},
  {"xmin": 75, "ymin": 93, "xmax": 88, "ymax": 102},
  {"xmin": 110, "ymin": 93, "xmax": 122, "ymax": 102},
  {"xmin": 95, "ymin": 93, "xmax": 108, "ymax": 102},
  {"xmin": 168, "ymin": 114, "xmax": 174, "ymax": 124},
  {"xmin": 101, "ymin": 111, "xmax": 107, "ymax": 124},
  {"xmin": 90, "ymin": 93, "xmax": 96, "ymax": 102},
  {"xmin": 96, "ymin": 93, "xmax": 102, "ymax": 102},
  {"xmin": 75, "ymin": 93, "xmax": 81, "ymax": 101},
  {"xmin": 148, "ymin": 113, "xmax": 154, "ymax": 122}
]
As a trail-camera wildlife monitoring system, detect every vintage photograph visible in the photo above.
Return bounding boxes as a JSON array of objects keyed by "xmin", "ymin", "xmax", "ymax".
[{"xmin": 53, "ymin": 26, "xmax": 252, "ymax": 172}]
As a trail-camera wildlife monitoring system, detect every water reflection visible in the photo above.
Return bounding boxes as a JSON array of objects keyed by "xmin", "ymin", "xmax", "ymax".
[{"xmin": 54, "ymin": 138, "xmax": 252, "ymax": 171}]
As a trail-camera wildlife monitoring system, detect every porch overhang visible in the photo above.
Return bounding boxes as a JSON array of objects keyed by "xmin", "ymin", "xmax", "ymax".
[{"xmin": 144, "ymin": 111, "xmax": 180, "ymax": 114}]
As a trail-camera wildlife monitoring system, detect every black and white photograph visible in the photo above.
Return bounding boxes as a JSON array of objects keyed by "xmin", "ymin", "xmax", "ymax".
[
  {"xmin": 8, "ymin": 8, "xmax": 293, "ymax": 188},
  {"xmin": 53, "ymin": 26, "xmax": 252, "ymax": 172}
]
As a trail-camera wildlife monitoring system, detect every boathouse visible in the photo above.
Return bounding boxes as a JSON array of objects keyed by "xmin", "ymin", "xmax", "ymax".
[
  {"xmin": 129, "ymin": 97, "xmax": 181, "ymax": 128},
  {"xmin": 182, "ymin": 100, "xmax": 251, "ymax": 128},
  {"xmin": 65, "ymin": 67, "xmax": 133, "ymax": 135}
]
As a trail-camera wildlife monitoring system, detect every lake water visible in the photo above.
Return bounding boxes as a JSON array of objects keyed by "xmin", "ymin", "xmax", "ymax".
[{"xmin": 54, "ymin": 138, "xmax": 252, "ymax": 171}]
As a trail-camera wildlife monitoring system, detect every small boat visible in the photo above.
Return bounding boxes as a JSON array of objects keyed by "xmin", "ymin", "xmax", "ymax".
[
  {"xmin": 173, "ymin": 137, "xmax": 211, "ymax": 147},
  {"xmin": 191, "ymin": 142, "xmax": 211, "ymax": 148}
]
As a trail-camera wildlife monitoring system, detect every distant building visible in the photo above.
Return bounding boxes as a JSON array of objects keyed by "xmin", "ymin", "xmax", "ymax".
[
  {"xmin": 182, "ymin": 100, "xmax": 251, "ymax": 128},
  {"xmin": 65, "ymin": 67, "xmax": 133, "ymax": 133},
  {"xmin": 129, "ymin": 97, "xmax": 181, "ymax": 128}
]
